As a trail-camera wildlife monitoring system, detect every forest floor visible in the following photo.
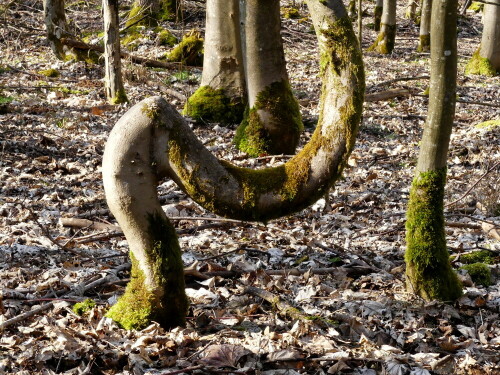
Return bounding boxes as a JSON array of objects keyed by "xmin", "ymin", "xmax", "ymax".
[{"xmin": 0, "ymin": 0, "xmax": 499, "ymax": 374}]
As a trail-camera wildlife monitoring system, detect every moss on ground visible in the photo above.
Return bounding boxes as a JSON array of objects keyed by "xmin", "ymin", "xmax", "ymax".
[
  {"xmin": 405, "ymin": 169, "xmax": 463, "ymax": 301},
  {"xmin": 282, "ymin": 7, "xmax": 301, "ymax": 19},
  {"xmin": 38, "ymin": 68, "xmax": 60, "ymax": 78},
  {"xmin": 460, "ymin": 250, "xmax": 495, "ymax": 265},
  {"xmin": 468, "ymin": 1, "xmax": 484, "ymax": 12},
  {"xmin": 234, "ymin": 79, "xmax": 303, "ymax": 157},
  {"xmin": 475, "ymin": 119, "xmax": 500, "ymax": 130},
  {"xmin": 465, "ymin": 49, "xmax": 498, "ymax": 76},
  {"xmin": 166, "ymin": 31, "xmax": 203, "ymax": 66},
  {"xmin": 73, "ymin": 299, "xmax": 96, "ymax": 315},
  {"xmin": 461, "ymin": 263, "xmax": 492, "ymax": 286},
  {"xmin": 183, "ymin": 85, "xmax": 245, "ymax": 124},
  {"xmin": 158, "ymin": 29, "xmax": 178, "ymax": 47}
]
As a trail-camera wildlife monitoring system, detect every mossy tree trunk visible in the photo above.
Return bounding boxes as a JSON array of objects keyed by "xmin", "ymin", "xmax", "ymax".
[
  {"xmin": 405, "ymin": 0, "xmax": 418, "ymax": 20},
  {"xmin": 417, "ymin": 0, "xmax": 432, "ymax": 52},
  {"xmin": 465, "ymin": 0, "xmax": 500, "ymax": 75},
  {"xmin": 374, "ymin": 0, "xmax": 383, "ymax": 31},
  {"xmin": 43, "ymin": 0, "xmax": 68, "ymax": 59},
  {"xmin": 234, "ymin": 0, "xmax": 303, "ymax": 157},
  {"xmin": 405, "ymin": 0, "xmax": 462, "ymax": 301},
  {"xmin": 368, "ymin": 0, "xmax": 396, "ymax": 54},
  {"xmin": 102, "ymin": 0, "xmax": 364, "ymax": 330},
  {"xmin": 183, "ymin": 0, "xmax": 246, "ymax": 124},
  {"xmin": 126, "ymin": 0, "xmax": 180, "ymax": 27},
  {"xmin": 103, "ymin": 0, "xmax": 127, "ymax": 104}
]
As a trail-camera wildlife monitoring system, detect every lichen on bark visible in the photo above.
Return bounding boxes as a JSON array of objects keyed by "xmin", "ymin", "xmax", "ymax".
[{"xmin": 405, "ymin": 169, "xmax": 463, "ymax": 301}]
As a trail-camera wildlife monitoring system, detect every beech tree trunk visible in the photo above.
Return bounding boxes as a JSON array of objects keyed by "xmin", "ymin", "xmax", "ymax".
[
  {"xmin": 465, "ymin": 0, "xmax": 500, "ymax": 75},
  {"xmin": 103, "ymin": 0, "xmax": 127, "ymax": 104},
  {"xmin": 102, "ymin": 0, "xmax": 364, "ymax": 329},
  {"xmin": 405, "ymin": 0, "xmax": 462, "ymax": 301},
  {"xmin": 417, "ymin": 0, "xmax": 432, "ymax": 52},
  {"xmin": 368, "ymin": 0, "xmax": 396, "ymax": 54},
  {"xmin": 126, "ymin": 0, "xmax": 179, "ymax": 27},
  {"xmin": 234, "ymin": 0, "xmax": 303, "ymax": 157},
  {"xmin": 43, "ymin": 0, "xmax": 68, "ymax": 59},
  {"xmin": 374, "ymin": 0, "xmax": 383, "ymax": 31},
  {"xmin": 183, "ymin": 0, "xmax": 246, "ymax": 124}
]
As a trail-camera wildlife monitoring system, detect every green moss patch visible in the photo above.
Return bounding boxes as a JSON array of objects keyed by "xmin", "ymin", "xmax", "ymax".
[
  {"xmin": 417, "ymin": 34, "xmax": 430, "ymax": 53},
  {"xmin": 0, "ymin": 95, "xmax": 14, "ymax": 105},
  {"xmin": 468, "ymin": 2, "xmax": 484, "ymax": 12},
  {"xmin": 38, "ymin": 68, "xmax": 60, "ymax": 78},
  {"xmin": 183, "ymin": 85, "xmax": 244, "ymax": 124},
  {"xmin": 475, "ymin": 119, "xmax": 500, "ymax": 130},
  {"xmin": 405, "ymin": 169, "xmax": 463, "ymax": 301},
  {"xmin": 73, "ymin": 299, "xmax": 96, "ymax": 315},
  {"xmin": 166, "ymin": 31, "xmax": 203, "ymax": 66},
  {"xmin": 460, "ymin": 250, "xmax": 495, "ymax": 265},
  {"xmin": 234, "ymin": 79, "xmax": 303, "ymax": 157},
  {"xmin": 461, "ymin": 263, "xmax": 492, "ymax": 286},
  {"xmin": 368, "ymin": 24, "xmax": 396, "ymax": 54},
  {"xmin": 282, "ymin": 7, "xmax": 301, "ymax": 19},
  {"xmin": 465, "ymin": 49, "xmax": 498, "ymax": 76},
  {"xmin": 158, "ymin": 29, "xmax": 178, "ymax": 47}
]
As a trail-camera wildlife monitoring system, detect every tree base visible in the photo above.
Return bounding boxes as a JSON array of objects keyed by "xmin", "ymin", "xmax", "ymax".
[
  {"xmin": 367, "ymin": 24, "xmax": 396, "ymax": 54},
  {"xmin": 417, "ymin": 34, "xmax": 430, "ymax": 53},
  {"xmin": 465, "ymin": 49, "xmax": 498, "ymax": 76}
]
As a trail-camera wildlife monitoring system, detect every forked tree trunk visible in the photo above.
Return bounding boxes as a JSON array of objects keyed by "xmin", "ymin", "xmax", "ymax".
[
  {"xmin": 465, "ymin": 0, "xmax": 500, "ymax": 75},
  {"xmin": 102, "ymin": 0, "xmax": 364, "ymax": 329},
  {"xmin": 103, "ymin": 0, "xmax": 127, "ymax": 104},
  {"xmin": 234, "ymin": 0, "xmax": 303, "ymax": 157},
  {"xmin": 417, "ymin": 0, "xmax": 432, "ymax": 52},
  {"xmin": 368, "ymin": 0, "xmax": 396, "ymax": 54},
  {"xmin": 183, "ymin": 0, "xmax": 246, "ymax": 124},
  {"xmin": 43, "ymin": 0, "xmax": 68, "ymax": 59},
  {"xmin": 405, "ymin": 0, "xmax": 462, "ymax": 301},
  {"xmin": 374, "ymin": 0, "xmax": 383, "ymax": 31}
]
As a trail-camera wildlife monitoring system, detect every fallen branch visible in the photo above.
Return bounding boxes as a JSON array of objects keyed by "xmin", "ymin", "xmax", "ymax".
[
  {"xmin": 59, "ymin": 217, "xmax": 121, "ymax": 232},
  {"xmin": 365, "ymin": 88, "xmax": 411, "ymax": 102},
  {"xmin": 368, "ymin": 75, "xmax": 430, "ymax": 89}
]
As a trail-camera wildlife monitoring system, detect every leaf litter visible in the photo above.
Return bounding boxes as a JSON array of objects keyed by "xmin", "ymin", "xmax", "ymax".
[{"xmin": 0, "ymin": 0, "xmax": 499, "ymax": 374}]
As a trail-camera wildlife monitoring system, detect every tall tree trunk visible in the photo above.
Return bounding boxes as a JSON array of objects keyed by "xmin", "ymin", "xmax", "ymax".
[
  {"xmin": 183, "ymin": 0, "xmax": 246, "ymax": 124},
  {"xmin": 102, "ymin": 0, "xmax": 364, "ymax": 330},
  {"xmin": 405, "ymin": 0, "xmax": 462, "ymax": 301},
  {"xmin": 405, "ymin": 0, "xmax": 418, "ymax": 20},
  {"xmin": 417, "ymin": 0, "xmax": 432, "ymax": 52},
  {"xmin": 465, "ymin": 0, "xmax": 500, "ymax": 75},
  {"xmin": 103, "ymin": 0, "xmax": 127, "ymax": 104},
  {"xmin": 357, "ymin": 0, "xmax": 362, "ymax": 44},
  {"xmin": 43, "ymin": 0, "xmax": 68, "ymax": 59},
  {"xmin": 374, "ymin": 0, "xmax": 383, "ymax": 31},
  {"xmin": 234, "ymin": 0, "xmax": 303, "ymax": 157},
  {"xmin": 368, "ymin": 0, "xmax": 396, "ymax": 54}
]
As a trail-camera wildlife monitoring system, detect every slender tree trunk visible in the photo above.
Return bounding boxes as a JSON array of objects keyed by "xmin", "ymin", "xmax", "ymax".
[
  {"xmin": 465, "ymin": 0, "xmax": 500, "ymax": 75},
  {"xmin": 357, "ymin": 0, "xmax": 362, "ymax": 45},
  {"xmin": 405, "ymin": 0, "xmax": 462, "ymax": 301},
  {"xmin": 234, "ymin": 0, "xmax": 303, "ymax": 157},
  {"xmin": 43, "ymin": 0, "xmax": 68, "ymax": 59},
  {"xmin": 102, "ymin": 0, "xmax": 364, "ymax": 329},
  {"xmin": 374, "ymin": 0, "xmax": 383, "ymax": 31},
  {"xmin": 368, "ymin": 0, "xmax": 396, "ymax": 54},
  {"xmin": 183, "ymin": 0, "xmax": 246, "ymax": 124},
  {"xmin": 417, "ymin": 0, "xmax": 432, "ymax": 52},
  {"xmin": 103, "ymin": 0, "xmax": 127, "ymax": 104},
  {"xmin": 405, "ymin": 0, "xmax": 418, "ymax": 20}
]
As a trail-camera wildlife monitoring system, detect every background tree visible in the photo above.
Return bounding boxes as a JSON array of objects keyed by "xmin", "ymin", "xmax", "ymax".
[
  {"xmin": 102, "ymin": 0, "xmax": 364, "ymax": 329},
  {"xmin": 465, "ymin": 0, "xmax": 500, "ymax": 76},
  {"xmin": 126, "ymin": 0, "xmax": 180, "ymax": 27},
  {"xmin": 417, "ymin": 0, "xmax": 432, "ymax": 52},
  {"xmin": 405, "ymin": 0, "xmax": 463, "ymax": 301},
  {"xmin": 183, "ymin": 0, "xmax": 246, "ymax": 124},
  {"xmin": 368, "ymin": 0, "xmax": 396, "ymax": 54},
  {"xmin": 405, "ymin": 0, "xmax": 418, "ymax": 20},
  {"xmin": 234, "ymin": 0, "xmax": 303, "ymax": 157},
  {"xmin": 43, "ymin": 0, "xmax": 68, "ymax": 59},
  {"xmin": 103, "ymin": 0, "xmax": 127, "ymax": 104},
  {"xmin": 374, "ymin": 0, "xmax": 383, "ymax": 31}
]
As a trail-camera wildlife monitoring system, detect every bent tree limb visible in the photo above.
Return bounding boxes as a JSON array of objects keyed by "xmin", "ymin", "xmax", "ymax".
[{"xmin": 102, "ymin": 0, "xmax": 365, "ymax": 330}]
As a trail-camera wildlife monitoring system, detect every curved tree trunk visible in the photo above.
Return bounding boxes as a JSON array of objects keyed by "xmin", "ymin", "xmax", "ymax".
[
  {"xmin": 417, "ymin": 0, "xmax": 432, "ymax": 52},
  {"xmin": 374, "ymin": 0, "xmax": 383, "ymax": 31},
  {"xmin": 102, "ymin": 0, "xmax": 364, "ymax": 329},
  {"xmin": 465, "ymin": 0, "xmax": 500, "ymax": 75},
  {"xmin": 405, "ymin": 0, "xmax": 462, "ymax": 301},
  {"xmin": 183, "ymin": 0, "xmax": 246, "ymax": 124},
  {"xmin": 43, "ymin": 0, "xmax": 68, "ymax": 59},
  {"xmin": 234, "ymin": 0, "xmax": 303, "ymax": 157},
  {"xmin": 103, "ymin": 0, "xmax": 127, "ymax": 104},
  {"xmin": 368, "ymin": 0, "xmax": 396, "ymax": 54}
]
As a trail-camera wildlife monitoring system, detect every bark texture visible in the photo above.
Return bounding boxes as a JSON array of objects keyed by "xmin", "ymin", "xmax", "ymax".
[
  {"xmin": 417, "ymin": 0, "xmax": 432, "ymax": 52},
  {"xmin": 102, "ymin": 0, "xmax": 364, "ymax": 329},
  {"xmin": 374, "ymin": 0, "xmax": 383, "ymax": 31},
  {"xmin": 103, "ymin": 0, "xmax": 127, "ymax": 104},
  {"xmin": 405, "ymin": 0, "xmax": 462, "ymax": 301},
  {"xmin": 183, "ymin": 0, "xmax": 246, "ymax": 124},
  {"xmin": 43, "ymin": 0, "xmax": 68, "ymax": 59},
  {"xmin": 368, "ymin": 0, "xmax": 396, "ymax": 54},
  {"xmin": 234, "ymin": 0, "xmax": 302, "ymax": 156}
]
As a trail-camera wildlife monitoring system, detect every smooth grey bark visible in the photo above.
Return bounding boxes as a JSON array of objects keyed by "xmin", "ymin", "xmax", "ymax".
[
  {"xmin": 103, "ymin": 0, "xmax": 127, "ymax": 104},
  {"xmin": 183, "ymin": 0, "xmax": 246, "ymax": 124},
  {"xmin": 479, "ymin": 0, "xmax": 500, "ymax": 70},
  {"xmin": 369, "ymin": 0, "xmax": 396, "ymax": 54},
  {"xmin": 102, "ymin": 0, "xmax": 364, "ymax": 329},
  {"xmin": 43, "ymin": 0, "xmax": 68, "ymax": 59},
  {"xmin": 234, "ymin": 0, "xmax": 303, "ymax": 156},
  {"xmin": 417, "ymin": 0, "xmax": 432, "ymax": 52},
  {"xmin": 405, "ymin": 0, "xmax": 462, "ymax": 301}
]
